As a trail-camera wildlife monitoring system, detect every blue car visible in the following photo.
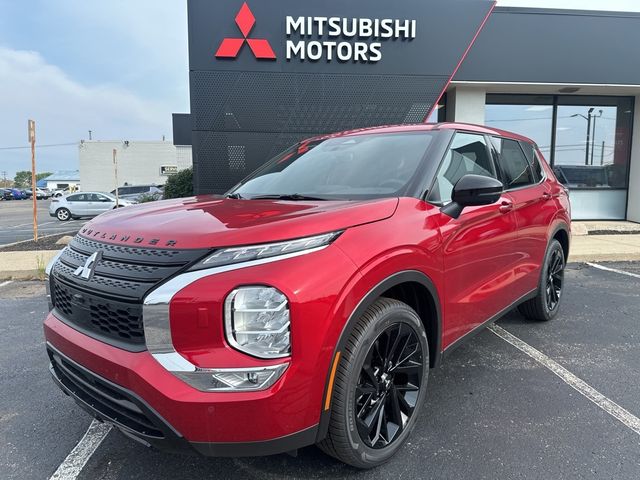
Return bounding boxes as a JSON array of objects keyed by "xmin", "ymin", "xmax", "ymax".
[{"xmin": 10, "ymin": 189, "xmax": 26, "ymax": 200}]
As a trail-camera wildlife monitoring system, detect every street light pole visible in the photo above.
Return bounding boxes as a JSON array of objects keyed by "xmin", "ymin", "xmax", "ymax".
[
  {"xmin": 590, "ymin": 109, "xmax": 603, "ymax": 165},
  {"xmin": 571, "ymin": 108, "xmax": 595, "ymax": 166}
]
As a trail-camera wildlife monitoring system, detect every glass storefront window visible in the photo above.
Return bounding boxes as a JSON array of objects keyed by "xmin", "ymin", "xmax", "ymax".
[
  {"xmin": 485, "ymin": 95, "xmax": 553, "ymax": 158},
  {"xmin": 554, "ymin": 98, "xmax": 633, "ymax": 190},
  {"xmin": 485, "ymin": 94, "xmax": 634, "ymax": 220}
]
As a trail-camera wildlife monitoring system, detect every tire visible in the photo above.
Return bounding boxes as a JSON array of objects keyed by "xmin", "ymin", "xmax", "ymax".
[
  {"xmin": 318, "ymin": 298, "xmax": 429, "ymax": 469},
  {"xmin": 518, "ymin": 239, "xmax": 565, "ymax": 321},
  {"xmin": 56, "ymin": 208, "xmax": 71, "ymax": 221}
]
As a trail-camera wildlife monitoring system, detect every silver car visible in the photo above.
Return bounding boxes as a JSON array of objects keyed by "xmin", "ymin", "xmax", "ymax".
[{"xmin": 49, "ymin": 192, "xmax": 133, "ymax": 221}]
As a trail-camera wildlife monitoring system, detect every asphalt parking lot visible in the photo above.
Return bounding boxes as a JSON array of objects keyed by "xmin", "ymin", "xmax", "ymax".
[
  {"xmin": 0, "ymin": 199, "xmax": 85, "ymax": 245},
  {"xmin": 1, "ymin": 262, "xmax": 639, "ymax": 480}
]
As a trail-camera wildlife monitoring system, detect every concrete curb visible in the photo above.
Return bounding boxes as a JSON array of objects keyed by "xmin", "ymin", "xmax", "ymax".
[
  {"xmin": 0, "ymin": 230, "xmax": 76, "ymax": 250},
  {"xmin": 0, "ymin": 249, "xmax": 61, "ymax": 280}
]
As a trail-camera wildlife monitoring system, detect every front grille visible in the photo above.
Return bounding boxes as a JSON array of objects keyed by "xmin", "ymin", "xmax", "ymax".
[
  {"xmin": 50, "ymin": 235, "xmax": 209, "ymax": 350},
  {"xmin": 48, "ymin": 346, "xmax": 165, "ymax": 438}
]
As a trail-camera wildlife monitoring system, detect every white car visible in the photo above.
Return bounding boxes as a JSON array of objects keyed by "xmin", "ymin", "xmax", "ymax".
[{"xmin": 49, "ymin": 192, "xmax": 133, "ymax": 221}]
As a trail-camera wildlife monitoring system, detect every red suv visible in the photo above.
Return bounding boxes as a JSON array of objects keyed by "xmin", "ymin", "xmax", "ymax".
[{"xmin": 44, "ymin": 123, "xmax": 570, "ymax": 468}]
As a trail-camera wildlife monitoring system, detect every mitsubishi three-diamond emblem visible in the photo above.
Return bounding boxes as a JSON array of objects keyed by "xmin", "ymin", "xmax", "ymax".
[
  {"xmin": 215, "ymin": 2, "xmax": 276, "ymax": 59},
  {"xmin": 73, "ymin": 251, "xmax": 102, "ymax": 281}
]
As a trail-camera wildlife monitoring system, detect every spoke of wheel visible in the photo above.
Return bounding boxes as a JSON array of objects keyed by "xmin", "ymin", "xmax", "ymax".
[
  {"xmin": 394, "ymin": 359, "xmax": 421, "ymax": 375},
  {"xmin": 396, "ymin": 388, "xmax": 415, "ymax": 415},
  {"xmin": 386, "ymin": 324, "xmax": 403, "ymax": 364}
]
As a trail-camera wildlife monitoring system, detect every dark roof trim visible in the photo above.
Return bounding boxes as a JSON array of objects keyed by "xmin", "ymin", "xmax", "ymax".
[{"xmin": 494, "ymin": 6, "xmax": 640, "ymax": 19}]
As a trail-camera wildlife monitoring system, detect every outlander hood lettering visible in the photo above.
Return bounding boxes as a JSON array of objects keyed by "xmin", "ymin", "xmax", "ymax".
[
  {"xmin": 80, "ymin": 227, "xmax": 177, "ymax": 247},
  {"xmin": 73, "ymin": 251, "xmax": 101, "ymax": 280}
]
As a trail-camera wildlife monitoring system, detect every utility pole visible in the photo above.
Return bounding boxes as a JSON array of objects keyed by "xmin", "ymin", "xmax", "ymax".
[
  {"xmin": 590, "ymin": 109, "xmax": 603, "ymax": 165},
  {"xmin": 601, "ymin": 141, "xmax": 605, "ymax": 166},
  {"xmin": 28, "ymin": 119, "xmax": 38, "ymax": 241},
  {"xmin": 1, "ymin": 171, "xmax": 7, "ymax": 187},
  {"xmin": 113, "ymin": 148, "xmax": 119, "ymax": 207}
]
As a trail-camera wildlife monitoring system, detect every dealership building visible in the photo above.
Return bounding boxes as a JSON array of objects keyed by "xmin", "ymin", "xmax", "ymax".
[{"xmin": 174, "ymin": 0, "xmax": 640, "ymax": 222}]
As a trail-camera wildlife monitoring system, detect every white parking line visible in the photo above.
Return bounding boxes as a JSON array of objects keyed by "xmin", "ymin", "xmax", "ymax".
[
  {"xmin": 49, "ymin": 420, "xmax": 112, "ymax": 480},
  {"xmin": 586, "ymin": 262, "xmax": 640, "ymax": 279},
  {"xmin": 489, "ymin": 324, "xmax": 640, "ymax": 436},
  {"xmin": 0, "ymin": 280, "xmax": 13, "ymax": 288}
]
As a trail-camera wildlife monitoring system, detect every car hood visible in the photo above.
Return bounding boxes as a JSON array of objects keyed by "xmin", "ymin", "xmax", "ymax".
[{"xmin": 79, "ymin": 195, "xmax": 398, "ymax": 249}]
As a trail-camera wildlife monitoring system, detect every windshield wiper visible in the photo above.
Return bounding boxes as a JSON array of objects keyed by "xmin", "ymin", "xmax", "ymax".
[
  {"xmin": 248, "ymin": 193, "xmax": 329, "ymax": 201},
  {"xmin": 225, "ymin": 193, "xmax": 245, "ymax": 199}
]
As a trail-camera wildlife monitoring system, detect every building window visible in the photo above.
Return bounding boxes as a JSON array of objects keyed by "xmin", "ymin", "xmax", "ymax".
[{"xmin": 486, "ymin": 94, "xmax": 634, "ymax": 220}]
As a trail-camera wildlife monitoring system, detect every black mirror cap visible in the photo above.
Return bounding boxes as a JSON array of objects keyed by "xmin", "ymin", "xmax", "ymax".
[
  {"xmin": 452, "ymin": 174, "xmax": 503, "ymax": 207},
  {"xmin": 440, "ymin": 174, "xmax": 503, "ymax": 219}
]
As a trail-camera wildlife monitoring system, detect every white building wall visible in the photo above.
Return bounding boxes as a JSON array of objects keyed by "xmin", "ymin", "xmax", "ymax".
[
  {"xmin": 445, "ymin": 87, "xmax": 487, "ymax": 124},
  {"xmin": 79, "ymin": 141, "xmax": 192, "ymax": 193},
  {"xmin": 627, "ymin": 95, "xmax": 640, "ymax": 222}
]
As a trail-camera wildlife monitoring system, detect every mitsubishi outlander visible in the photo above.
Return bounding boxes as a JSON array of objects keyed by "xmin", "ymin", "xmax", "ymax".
[{"xmin": 44, "ymin": 123, "xmax": 570, "ymax": 468}]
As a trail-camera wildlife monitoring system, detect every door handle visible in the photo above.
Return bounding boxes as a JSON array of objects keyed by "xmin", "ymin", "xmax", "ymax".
[
  {"xmin": 499, "ymin": 200, "xmax": 513, "ymax": 213},
  {"xmin": 541, "ymin": 192, "xmax": 552, "ymax": 201}
]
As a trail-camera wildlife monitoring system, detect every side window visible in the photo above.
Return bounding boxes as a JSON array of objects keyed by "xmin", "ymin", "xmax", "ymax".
[
  {"xmin": 519, "ymin": 141, "xmax": 544, "ymax": 182},
  {"xmin": 66, "ymin": 194, "xmax": 80, "ymax": 202},
  {"xmin": 118, "ymin": 187, "xmax": 131, "ymax": 195},
  {"xmin": 492, "ymin": 137, "xmax": 535, "ymax": 189},
  {"xmin": 430, "ymin": 133, "xmax": 496, "ymax": 204}
]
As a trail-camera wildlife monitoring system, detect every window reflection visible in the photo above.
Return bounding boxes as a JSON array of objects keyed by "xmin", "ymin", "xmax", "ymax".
[
  {"xmin": 554, "ymin": 101, "xmax": 632, "ymax": 189},
  {"xmin": 485, "ymin": 96, "xmax": 553, "ymax": 157}
]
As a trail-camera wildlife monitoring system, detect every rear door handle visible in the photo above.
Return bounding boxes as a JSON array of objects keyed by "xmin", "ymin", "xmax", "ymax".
[
  {"xmin": 542, "ymin": 192, "xmax": 552, "ymax": 201},
  {"xmin": 499, "ymin": 200, "xmax": 513, "ymax": 213}
]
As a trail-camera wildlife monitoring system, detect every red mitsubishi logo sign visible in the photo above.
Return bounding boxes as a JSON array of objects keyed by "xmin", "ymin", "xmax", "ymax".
[{"xmin": 215, "ymin": 2, "xmax": 276, "ymax": 60}]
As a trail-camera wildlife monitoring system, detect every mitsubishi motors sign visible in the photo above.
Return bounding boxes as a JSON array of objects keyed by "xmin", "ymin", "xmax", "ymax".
[
  {"xmin": 214, "ymin": 2, "xmax": 417, "ymax": 63},
  {"xmin": 186, "ymin": 0, "xmax": 495, "ymax": 194},
  {"xmin": 285, "ymin": 15, "xmax": 417, "ymax": 62}
]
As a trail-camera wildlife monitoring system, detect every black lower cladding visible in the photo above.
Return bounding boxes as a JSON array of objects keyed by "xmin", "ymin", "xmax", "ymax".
[
  {"xmin": 50, "ymin": 235, "xmax": 209, "ymax": 351},
  {"xmin": 47, "ymin": 343, "xmax": 191, "ymax": 454}
]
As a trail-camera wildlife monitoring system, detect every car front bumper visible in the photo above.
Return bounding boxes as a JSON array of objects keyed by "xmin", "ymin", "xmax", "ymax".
[{"xmin": 43, "ymin": 312, "xmax": 320, "ymax": 456}]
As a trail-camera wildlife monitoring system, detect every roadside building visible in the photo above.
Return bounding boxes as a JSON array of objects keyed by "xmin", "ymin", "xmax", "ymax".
[
  {"xmin": 41, "ymin": 171, "xmax": 80, "ymax": 191},
  {"xmin": 78, "ymin": 140, "xmax": 192, "ymax": 193}
]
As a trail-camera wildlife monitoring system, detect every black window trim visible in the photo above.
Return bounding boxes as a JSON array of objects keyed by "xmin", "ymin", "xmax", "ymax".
[
  {"xmin": 490, "ymin": 135, "xmax": 544, "ymax": 193},
  {"xmin": 425, "ymin": 129, "xmax": 500, "ymax": 206}
]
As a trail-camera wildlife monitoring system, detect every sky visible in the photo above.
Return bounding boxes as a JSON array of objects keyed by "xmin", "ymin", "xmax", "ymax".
[{"xmin": 1, "ymin": 0, "xmax": 639, "ymax": 180}]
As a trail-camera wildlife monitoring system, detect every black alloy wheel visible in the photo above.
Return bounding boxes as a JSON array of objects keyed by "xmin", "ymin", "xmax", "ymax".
[
  {"xmin": 545, "ymin": 248, "xmax": 564, "ymax": 311},
  {"xmin": 318, "ymin": 298, "xmax": 429, "ymax": 468},
  {"xmin": 518, "ymin": 238, "xmax": 565, "ymax": 321},
  {"xmin": 355, "ymin": 323, "xmax": 423, "ymax": 449}
]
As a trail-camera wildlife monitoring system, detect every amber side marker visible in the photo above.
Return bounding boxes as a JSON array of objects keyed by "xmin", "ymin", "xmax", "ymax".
[{"xmin": 324, "ymin": 351, "xmax": 341, "ymax": 411}]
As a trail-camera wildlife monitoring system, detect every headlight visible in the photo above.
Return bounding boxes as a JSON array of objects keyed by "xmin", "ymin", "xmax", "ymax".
[
  {"xmin": 190, "ymin": 231, "xmax": 342, "ymax": 270},
  {"xmin": 225, "ymin": 286, "xmax": 290, "ymax": 359}
]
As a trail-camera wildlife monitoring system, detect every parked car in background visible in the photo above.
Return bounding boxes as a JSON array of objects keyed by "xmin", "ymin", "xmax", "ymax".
[
  {"xmin": 49, "ymin": 192, "xmax": 134, "ymax": 221},
  {"xmin": 10, "ymin": 188, "xmax": 27, "ymax": 200},
  {"xmin": 1, "ymin": 189, "xmax": 14, "ymax": 200},
  {"xmin": 110, "ymin": 184, "xmax": 163, "ymax": 203},
  {"xmin": 21, "ymin": 189, "xmax": 33, "ymax": 199},
  {"xmin": 29, "ymin": 188, "xmax": 51, "ymax": 199}
]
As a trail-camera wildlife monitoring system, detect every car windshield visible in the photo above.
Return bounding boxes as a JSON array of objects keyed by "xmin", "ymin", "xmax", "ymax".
[{"xmin": 231, "ymin": 132, "xmax": 436, "ymax": 200}]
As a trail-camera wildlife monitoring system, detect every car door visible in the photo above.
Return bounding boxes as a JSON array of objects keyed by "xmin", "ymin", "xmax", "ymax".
[
  {"xmin": 93, "ymin": 194, "xmax": 115, "ymax": 214},
  {"xmin": 431, "ymin": 132, "xmax": 521, "ymax": 348},
  {"xmin": 492, "ymin": 138, "xmax": 557, "ymax": 295},
  {"xmin": 65, "ymin": 194, "xmax": 86, "ymax": 215}
]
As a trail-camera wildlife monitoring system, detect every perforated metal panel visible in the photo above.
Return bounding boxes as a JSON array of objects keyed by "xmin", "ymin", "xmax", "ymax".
[{"xmin": 191, "ymin": 71, "xmax": 447, "ymax": 193}]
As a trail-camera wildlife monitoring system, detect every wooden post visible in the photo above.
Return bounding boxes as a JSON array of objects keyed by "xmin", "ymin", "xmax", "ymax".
[
  {"xmin": 113, "ymin": 149, "xmax": 119, "ymax": 206},
  {"xmin": 28, "ymin": 119, "xmax": 38, "ymax": 241}
]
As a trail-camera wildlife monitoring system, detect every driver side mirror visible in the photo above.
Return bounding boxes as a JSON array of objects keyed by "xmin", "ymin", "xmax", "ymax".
[{"xmin": 441, "ymin": 174, "xmax": 503, "ymax": 219}]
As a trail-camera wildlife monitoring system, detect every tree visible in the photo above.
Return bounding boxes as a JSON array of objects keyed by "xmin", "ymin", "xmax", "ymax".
[
  {"xmin": 14, "ymin": 171, "xmax": 53, "ymax": 188},
  {"xmin": 163, "ymin": 167, "xmax": 193, "ymax": 199},
  {"xmin": 13, "ymin": 171, "xmax": 31, "ymax": 188}
]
